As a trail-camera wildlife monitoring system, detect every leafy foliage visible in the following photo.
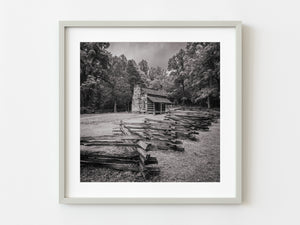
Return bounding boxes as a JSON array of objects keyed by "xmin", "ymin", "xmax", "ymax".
[
  {"xmin": 168, "ymin": 42, "xmax": 220, "ymax": 108},
  {"xmin": 126, "ymin": 60, "xmax": 143, "ymax": 92},
  {"xmin": 80, "ymin": 42, "xmax": 110, "ymax": 84},
  {"xmin": 80, "ymin": 42, "xmax": 220, "ymax": 113}
]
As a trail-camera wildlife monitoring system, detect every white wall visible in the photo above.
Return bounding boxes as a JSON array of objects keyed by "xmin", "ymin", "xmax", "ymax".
[{"xmin": 1, "ymin": 0, "xmax": 300, "ymax": 224}]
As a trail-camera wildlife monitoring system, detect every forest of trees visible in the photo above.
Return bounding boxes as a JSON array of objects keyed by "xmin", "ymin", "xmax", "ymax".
[{"xmin": 80, "ymin": 42, "xmax": 220, "ymax": 113}]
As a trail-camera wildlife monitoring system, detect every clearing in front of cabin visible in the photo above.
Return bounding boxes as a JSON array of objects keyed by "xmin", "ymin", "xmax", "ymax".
[{"xmin": 80, "ymin": 110, "xmax": 220, "ymax": 182}]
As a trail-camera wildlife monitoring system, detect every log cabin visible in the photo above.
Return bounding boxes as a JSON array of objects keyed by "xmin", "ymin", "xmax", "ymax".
[{"xmin": 131, "ymin": 84, "xmax": 172, "ymax": 114}]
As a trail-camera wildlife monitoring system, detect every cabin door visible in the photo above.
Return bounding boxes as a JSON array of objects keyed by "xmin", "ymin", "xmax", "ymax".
[{"xmin": 154, "ymin": 102, "xmax": 160, "ymax": 114}]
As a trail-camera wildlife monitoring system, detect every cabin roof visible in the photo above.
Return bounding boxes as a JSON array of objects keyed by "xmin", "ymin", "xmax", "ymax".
[
  {"xmin": 148, "ymin": 96, "xmax": 172, "ymax": 104},
  {"xmin": 142, "ymin": 88, "xmax": 168, "ymax": 97}
]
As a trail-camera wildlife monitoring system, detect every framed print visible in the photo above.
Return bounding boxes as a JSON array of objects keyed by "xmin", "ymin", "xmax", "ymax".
[{"xmin": 59, "ymin": 21, "xmax": 242, "ymax": 204}]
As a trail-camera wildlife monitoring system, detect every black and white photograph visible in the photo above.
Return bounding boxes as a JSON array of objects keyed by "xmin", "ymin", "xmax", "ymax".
[{"xmin": 80, "ymin": 42, "xmax": 220, "ymax": 182}]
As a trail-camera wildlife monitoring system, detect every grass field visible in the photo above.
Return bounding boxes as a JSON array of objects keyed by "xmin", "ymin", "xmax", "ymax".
[{"xmin": 80, "ymin": 112, "xmax": 220, "ymax": 182}]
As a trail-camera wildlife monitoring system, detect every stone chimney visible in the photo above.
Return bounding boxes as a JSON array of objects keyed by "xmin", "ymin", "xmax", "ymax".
[{"xmin": 131, "ymin": 84, "xmax": 141, "ymax": 113}]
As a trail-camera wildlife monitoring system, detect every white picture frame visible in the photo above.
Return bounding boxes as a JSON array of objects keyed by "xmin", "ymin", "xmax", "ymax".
[{"xmin": 59, "ymin": 21, "xmax": 242, "ymax": 204}]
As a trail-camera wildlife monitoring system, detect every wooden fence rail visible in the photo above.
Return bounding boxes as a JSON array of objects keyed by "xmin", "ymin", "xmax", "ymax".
[{"xmin": 80, "ymin": 109, "xmax": 219, "ymax": 180}]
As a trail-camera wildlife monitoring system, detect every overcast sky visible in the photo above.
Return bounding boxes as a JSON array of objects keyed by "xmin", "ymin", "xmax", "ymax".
[{"xmin": 107, "ymin": 42, "xmax": 186, "ymax": 69}]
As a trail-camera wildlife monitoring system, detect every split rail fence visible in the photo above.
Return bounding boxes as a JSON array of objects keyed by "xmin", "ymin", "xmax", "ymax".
[{"xmin": 80, "ymin": 109, "xmax": 219, "ymax": 180}]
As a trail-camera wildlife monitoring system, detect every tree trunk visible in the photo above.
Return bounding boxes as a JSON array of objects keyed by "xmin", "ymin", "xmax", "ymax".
[
  {"xmin": 207, "ymin": 75, "xmax": 212, "ymax": 109},
  {"xmin": 114, "ymin": 100, "xmax": 117, "ymax": 113},
  {"xmin": 207, "ymin": 96, "xmax": 211, "ymax": 109},
  {"xmin": 181, "ymin": 80, "xmax": 185, "ymax": 105}
]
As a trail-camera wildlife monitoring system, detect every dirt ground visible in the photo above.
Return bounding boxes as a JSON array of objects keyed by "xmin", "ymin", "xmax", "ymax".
[{"xmin": 80, "ymin": 112, "xmax": 220, "ymax": 182}]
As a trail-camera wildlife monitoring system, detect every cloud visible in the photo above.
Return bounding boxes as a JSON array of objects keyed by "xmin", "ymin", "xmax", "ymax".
[{"xmin": 107, "ymin": 42, "xmax": 186, "ymax": 68}]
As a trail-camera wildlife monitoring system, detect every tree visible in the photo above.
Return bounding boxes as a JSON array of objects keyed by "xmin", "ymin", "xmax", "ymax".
[
  {"xmin": 138, "ymin": 59, "xmax": 149, "ymax": 75},
  {"xmin": 167, "ymin": 43, "xmax": 220, "ymax": 108},
  {"xmin": 138, "ymin": 60, "xmax": 151, "ymax": 86},
  {"xmin": 107, "ymin": 55, "xmax": 131, "ymax": 112},
  {"xmin": 126, "ymin": 59, "xmax": 142, "ymax": 93},
  {"xmin": 80, "ymin": 75, "xmax": 108, "ymax": 113},
  {"xmin": 80, "ymin": 42, "xmax": 110, "ymax": 84},
  {"xmin": 146, "ymin": 66, "xmax": 165, "ymax": 89},
  {"xmin": 186, "ymin": 42, "xmax": 220, "ymax": 108},
  {"xmin": 80, "ymin": 42, "xmax": 112, "ymax": 112},
  {"xmin": 167, "ymin": 49, "xmax": 190, "ymax": 104},
  {"xmin": 80, "ymin": 41, "xmax": 220, "ymax": 114}
]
